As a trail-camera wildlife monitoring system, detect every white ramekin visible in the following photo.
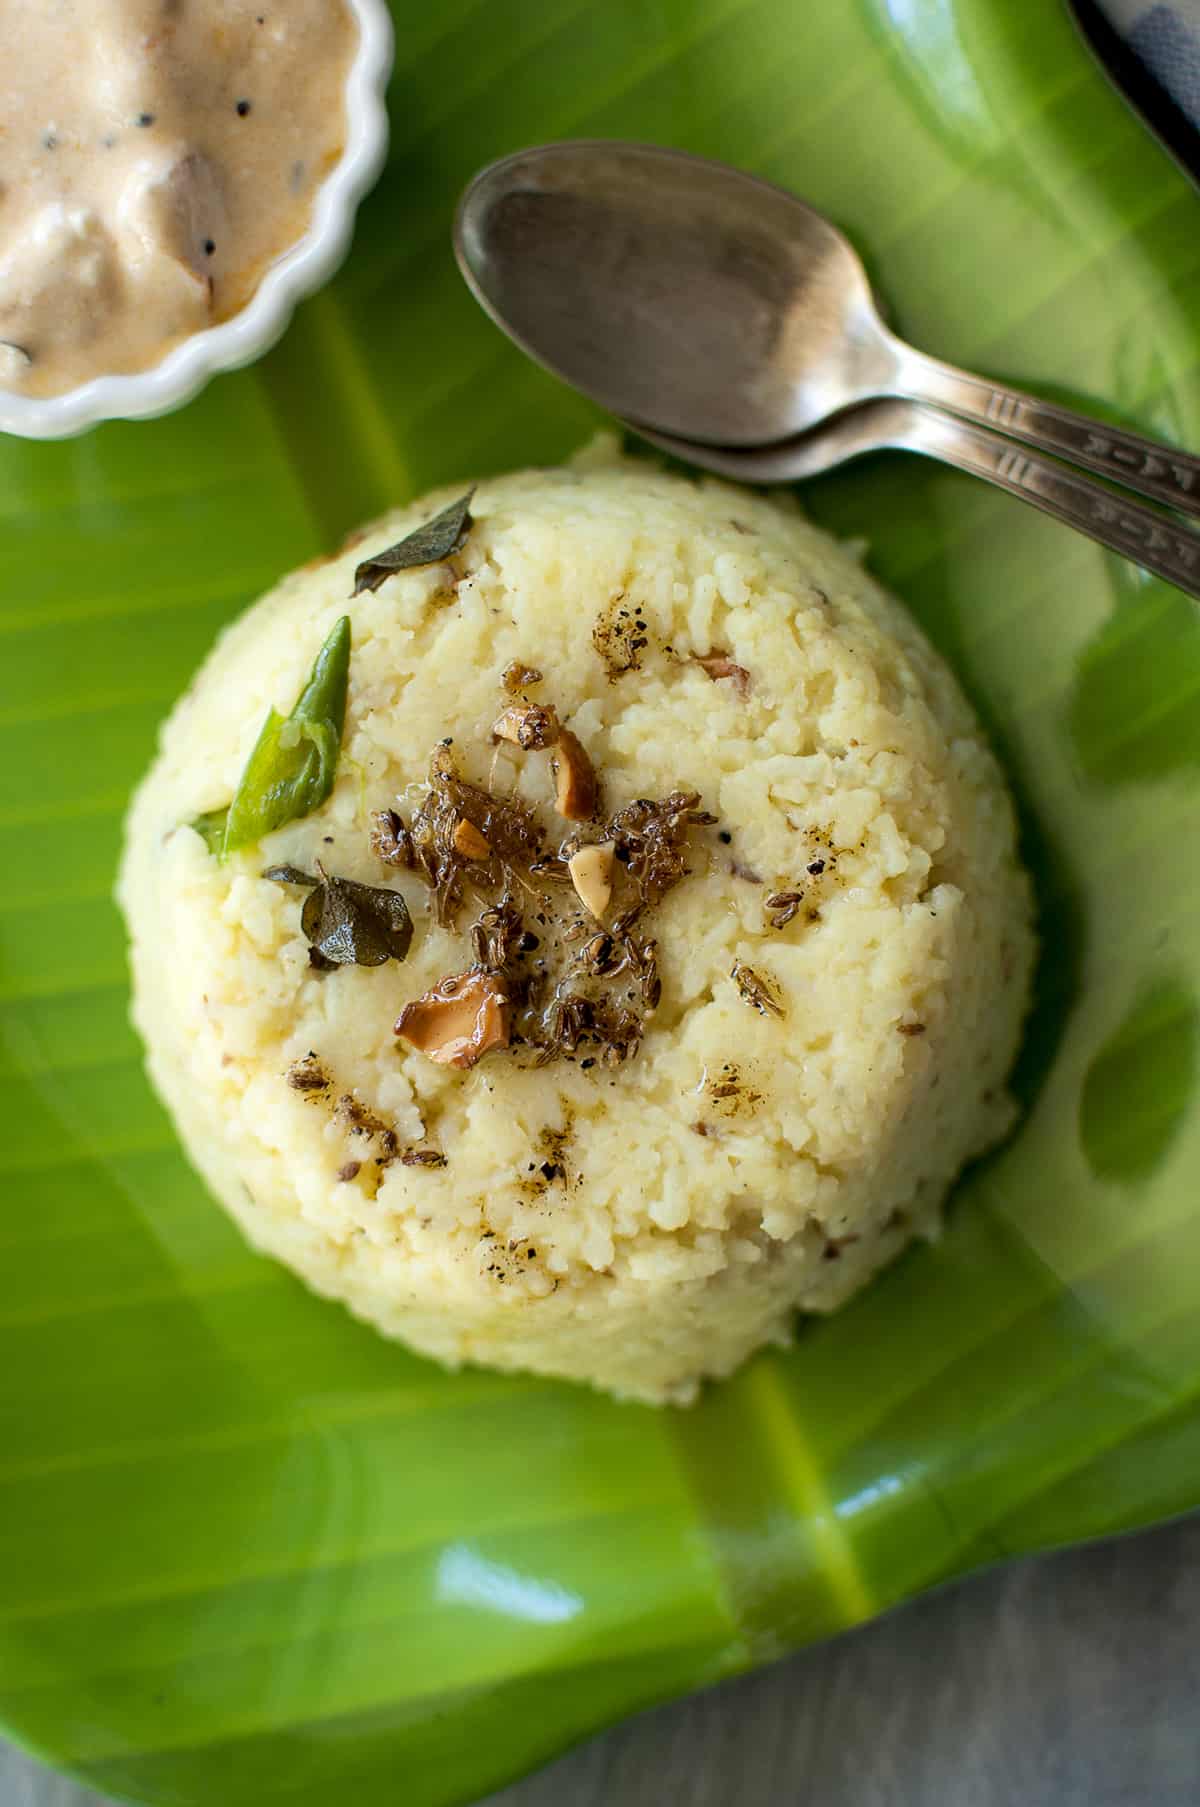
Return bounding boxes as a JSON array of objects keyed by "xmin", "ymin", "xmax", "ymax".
[{"xmin": 0, "ymin": 0, "xmax": 393, "ymax": 440}]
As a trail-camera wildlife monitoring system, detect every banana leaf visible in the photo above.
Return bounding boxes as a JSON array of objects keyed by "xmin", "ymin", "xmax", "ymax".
[{"xmin": 2, "ymin": 1, "xmax": 1200, "ymax": 1803}]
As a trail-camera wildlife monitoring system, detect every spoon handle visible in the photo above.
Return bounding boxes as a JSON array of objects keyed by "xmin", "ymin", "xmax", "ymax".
[
  {"xmin": 897, "ymin": 403, "xmax": 1200, "ymax": 599},
  {"xmin": 895, "ymin": 344, "xmax": 1200, "ymax": 520}
]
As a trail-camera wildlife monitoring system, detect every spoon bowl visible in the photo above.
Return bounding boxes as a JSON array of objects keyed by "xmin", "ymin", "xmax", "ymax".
[
  {"xmin": 455, "ymin": 140, "xmax": 891, "ymax": 446},
  {"xmin": 455, "ymin": 140, "xmax": 1200, "ymax": 530}
]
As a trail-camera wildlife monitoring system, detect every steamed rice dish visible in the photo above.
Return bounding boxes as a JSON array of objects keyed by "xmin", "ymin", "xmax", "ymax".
[{"xmin": 118, "ymin": 442, "xmax": 1034, "ymax": 1404}]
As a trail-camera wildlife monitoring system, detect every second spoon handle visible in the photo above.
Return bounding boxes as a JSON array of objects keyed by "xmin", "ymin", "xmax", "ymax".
[
  {"xmin": 629, "ymin": 400, "xmax": 1200, "ymax": 601},
  {"xmin": 897, "ymin": 403, "xmax": 1200, "ymax": 598},
  {"xmin": 894, "ymin": 341, "xmax": 1200, "ymax": 520}
]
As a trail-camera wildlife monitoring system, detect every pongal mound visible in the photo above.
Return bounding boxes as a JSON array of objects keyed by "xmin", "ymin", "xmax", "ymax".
[{"xmin": 117, "ymin": 441, "xmax": 1035, "ymax": 1403}]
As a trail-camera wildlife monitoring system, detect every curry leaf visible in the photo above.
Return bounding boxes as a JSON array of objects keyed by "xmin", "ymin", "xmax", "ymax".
[
  {"xmin": 206, "ymin": 615, "xmax": 351, "ymax": 858},
  {"xmin": 302, "ymin": 875, "xmax": 414, "ymax": 966},
  {"xmin": 352, "ymin": 490, "xmax": 475, "ymax": 596},
  {"xmin": 265, "ymin": 863, "xmax": 413, "ymax": 967}
]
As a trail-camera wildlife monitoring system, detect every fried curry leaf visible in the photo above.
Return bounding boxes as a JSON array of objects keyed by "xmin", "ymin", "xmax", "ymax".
[
  {"xmin": 261, "ymin": 864, "xmax": 313, "ymax": 887},
  {"xmin": 302, "ymin": 875, "xmax": 413, "ymax": 967},
  {"xmin": 352, "ymin": 490, "xmax": 475, "ymax": 596},
  {"xmin": 265, "ymin": 863, "xmax": 413, "ymax": 968},
  {"xmin": 196, "ymin": 615, "xmax": 351, "ymax": 859}
]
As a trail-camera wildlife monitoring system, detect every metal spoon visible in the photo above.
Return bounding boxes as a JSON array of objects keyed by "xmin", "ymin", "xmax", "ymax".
[
  {"xmin": 628, "ymin": 402, "xmax": 1200, "ymax": 600},
  {"xmin": 454, "ymin": 140, "xmax": 1200, "ymax": 520}
]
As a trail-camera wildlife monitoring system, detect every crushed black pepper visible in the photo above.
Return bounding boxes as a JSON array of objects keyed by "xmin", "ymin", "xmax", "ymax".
[
  {"xmin": 286, "ymin": 1054, "xmax": 330, "ymax": 1093},
  {"xmin": 706, "ymin": 1062, "xmax": 763, "ymax": 1119},
  {"xmin": 592, "ymin": 594, "xmax": 650, "ymax": 679},
  {"xmin": 765, "ymin": 832, "xmax": 839, "ymax": 932}
]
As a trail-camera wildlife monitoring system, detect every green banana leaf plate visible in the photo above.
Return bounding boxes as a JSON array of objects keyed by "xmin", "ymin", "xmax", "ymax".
[{"xmin": 3, "ymin": 1, "xmax": 1200, "ymax": 1802}]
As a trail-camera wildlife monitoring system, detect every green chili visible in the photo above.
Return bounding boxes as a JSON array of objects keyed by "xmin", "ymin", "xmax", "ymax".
[{"xmin": 191, "ymin": 614, "xmax": 351, "ymax": 858}]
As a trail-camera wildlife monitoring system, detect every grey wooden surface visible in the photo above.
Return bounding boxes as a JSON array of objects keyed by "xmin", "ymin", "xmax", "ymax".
[{"xmin": 4, "ymin": 1513, "xmax": 1198, "ymax": 1807}]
